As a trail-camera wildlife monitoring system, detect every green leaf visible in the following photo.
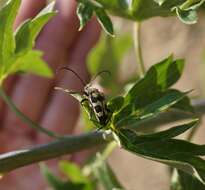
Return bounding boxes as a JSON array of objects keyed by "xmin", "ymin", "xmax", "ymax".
[
  {"xmin": 112, "ymin": 56, "xmax": 193, "ymax": 128},
  {"xmin": 0, "ymin": 0, "xmax": 20, "ymax": 67},
  {"xmin": 81, "ymin": 0, "xmax": 205, "ymax": 25},
  {"xmin": 113, "ymin": 104, "xmax": 133, "ymax": 127},
  {"xmin": 171, "ymin": 89, "xmax": 194, "ymax": 113},
  {"xmin": 114, "ymin": 90, "xmax": 192, "ymax": 128},
  {"xmin": 107, "ymin": 96, "xmax": 124, "ymax": 113},
  {"xmin": 95, "ymin": 8, "xmax": 114, "ymax": 36},
  {"xmin": 81, "ymin": 107, "xmax": 96, "ymax": 131},
  {"xmin": 92, "ymin": 0, "xmax": 183, "ymax": 20},
  {"xmin": 41, "ymin": 164, "xmax": 87, "ymax": 190},
  {"xmin": 91, "ymin": 153, "xmax": 125, "ymax": 190},
  {"xmin": 125, "ymin": 56, "xmax": 184, "ymax": 107},
  {"xmin": 41, "ymin": 163, "xmax": 68, "ymax": 190},
  {"xmin": 59, "ymin": 161, "xmax": 88, "ymax": 183},
  {"xmin": 119, "ymin": 130, "xmax": 205, "ymax": 157},
  {"xmin": 136, "ymin": 119, "xmax": 198, "ymax": 140},
  {"xmin": 139, "ymin": 90, "xmax": 191, "ymax": 119},
  {"xmin": 78, "ymin": 0, "xmax": 205, "ymax": 24},
  {"xmin": 77, "ymin": 1, "xmax": 94, "ymax": 31},
  {"xmin": 117, "ymin": 126, "xmax": 205, "ymax": 184},
  {"xmin": 175, "ymin": 7, "xmax": 198, "ymax": 24},
  {"xmin": 15, "ymin": 1, "xmax": 56, "ymax": 53},
  {"xmin": 171, "ymin": 169, "xmax": 205, "ymax": 190},
  {"xmin": 76, "ymin": 1, "xmax": 115, "ymax": 35},
  {"xmin": 59, "ymin": 161, "xmax": 93, "ymax": 190},
  {"xmin": 0, "ymin": 0, "xmax": 56, "ymax": 84},
  {"xmin": 8, "ymin": 50, "xmax": 53, "ymax": 77}
]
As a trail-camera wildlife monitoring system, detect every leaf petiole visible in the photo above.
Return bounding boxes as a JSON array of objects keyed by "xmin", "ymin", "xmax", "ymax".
[{"xmin": 133, "ymin": 22, "xmax": 146, "ymax": 78}]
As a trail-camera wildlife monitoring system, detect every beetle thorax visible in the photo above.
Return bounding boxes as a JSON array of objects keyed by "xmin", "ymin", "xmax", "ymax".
[{"xmin": 84, "ymin": 85, "xmax": 100, "ymax": 96}]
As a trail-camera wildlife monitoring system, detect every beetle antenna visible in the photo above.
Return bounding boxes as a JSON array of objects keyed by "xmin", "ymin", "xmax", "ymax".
[
  {"xmin": 57, "ymin": 67, "xmax": 86, "ymax": 86},
  {"xmin": 90, "ymin": 70, "xmax": 111, "ymax": 84}
]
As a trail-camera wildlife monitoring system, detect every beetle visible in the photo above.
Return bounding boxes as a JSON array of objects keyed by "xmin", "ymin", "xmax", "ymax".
[{"xmin": 55, "ymin": 67, "xmax": 111, "ymax": 127}]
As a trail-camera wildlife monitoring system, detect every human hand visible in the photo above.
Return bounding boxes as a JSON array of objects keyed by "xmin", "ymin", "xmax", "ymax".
[{"xmin": 0, "ymin": 0, "xmax": 100, "ymax": 189}]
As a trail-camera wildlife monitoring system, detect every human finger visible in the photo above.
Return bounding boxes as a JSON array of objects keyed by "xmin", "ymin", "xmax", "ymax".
[
  {"xmin": 3, "ymin": 0, "xmax": 78, "ymax": 138},
  {"xmin": 14, "ymin": 0, "xmax": 47, "ymax": 27},
  {"xmin": 0, "ymin": 0, "xmax": 47, "ymax": 123},
  {"xmin": 37, "ymin": 19, "xmax": 101, "ymax": 143}
]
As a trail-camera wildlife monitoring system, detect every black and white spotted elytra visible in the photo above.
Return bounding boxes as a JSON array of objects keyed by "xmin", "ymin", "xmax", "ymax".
[
  {"xmin": 83, "ymin": 84, "xmax": 109, "ymax": 125},
  {"xmin": 56, "ymin": 67, "xmax": 110, "ymax": 127}
]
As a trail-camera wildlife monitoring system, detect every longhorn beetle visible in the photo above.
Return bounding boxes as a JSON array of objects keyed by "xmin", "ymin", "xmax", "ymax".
[{"xmin": 55, "ymin": 67, "xmax": 111, "ymax": 128}]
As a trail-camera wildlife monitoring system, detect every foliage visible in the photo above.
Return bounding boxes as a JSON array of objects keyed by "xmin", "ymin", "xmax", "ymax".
[
  {"xmin": 41, "ymin": 156, "xmax": 125, "ymax": 190},
  {"xmin": 87, "ymin": 153, "xmax": 124, "ymax": 190},
  {"xmin": 72, "ymin": 55, "xmax": 194, "ymax": 128},
  {"xmin": 76, "ymin": 0, "xmax": 205, "ymax": 35},
  {"xmin": 0, "ymin": 0, "xmax": 61, "ymax": 138},
  {"xmin": 0, "ymin": 0, "xmax": 55, "ymax": 85},
  {"xmin": 41, "ymin": 163, "xmax": 93, "ymax": 190},
  {"xmin": 67, "ymin": 50, "xmax": 205, "ymax": 186},
  {"xmin": 62, "ymin": 2, "xmax": 205, "ymax": 183},
  {"xmin": 171, "ymin": 169, "xmax": 205, "ymax": 190},
  {"xmin": 0, "ymin": 0, "xmax": 205, "ymax": 189},
  {"xmin": 77, "ymin": 0, "xmax": 114, "ymax": 36}
]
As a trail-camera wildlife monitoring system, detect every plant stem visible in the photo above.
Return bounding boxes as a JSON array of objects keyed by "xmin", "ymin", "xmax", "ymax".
[
  {"xmin": 101, "ymin": 141, "xmax": 117, "ymax": 159},
  {"xmin": 0, "ymin": 99, "xmax": 205, "ymax": 173},
  {"xmin": 0, "ymin": 131, "xmax": 113, "ymax": 174},
  {"xmin": 133, "ymin": 22, "xmax": 146, "ymax": 77},
  {"xmin": 0, "ymin": 87, "xmax": 61, "ymax": 138},
  {"xmin": 180, "ymin": 0, "xmax": 200, "ymax": 9}
]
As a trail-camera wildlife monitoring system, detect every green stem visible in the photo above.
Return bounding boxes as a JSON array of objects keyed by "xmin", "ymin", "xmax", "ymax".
[
  {"xmin": 0, "ymin": 131, "xmax": 113, "ymax": 174},
  {"xmin": 133, "ymin": 22, "xmax": 146, "ymax": 77},
  {"xmin": 101, "ymin": 141, "xmax": 117, "ymax": 159},
  {"xmin": 180, "ymin": 0, "xmax": 200, "ymax": 9},
  {"xmin": 0, "ymin": 87, "xmax": 61, "ymax": 139},
  {"xmin": 1, "ymin": 99, "xmax": 205, "ymax": 173}
]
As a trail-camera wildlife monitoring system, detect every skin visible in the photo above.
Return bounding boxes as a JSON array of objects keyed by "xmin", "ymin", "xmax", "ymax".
[{"xmin": 0, "ymin": 0, "xmax": 101, "ymax": 189}]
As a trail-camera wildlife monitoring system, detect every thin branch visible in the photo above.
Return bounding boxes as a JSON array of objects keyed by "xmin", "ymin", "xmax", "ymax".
[
  {"xmin": 133, "ymin": 22, "xmax": 146, "ymax": 77},
  {"xmin": 180, "ymin": 0, "xmax": 198, "ymax": 9},
  {"xmin": 0, "ymin": 99, "xmax": 205, "ymax": 174},
  {"xmin": 0, "ymin": 87, "xmax": 61, "ymax": 138},
  {"xmin": 0, "ymin": 131, "xmax": 113, "ymax": 174}
]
